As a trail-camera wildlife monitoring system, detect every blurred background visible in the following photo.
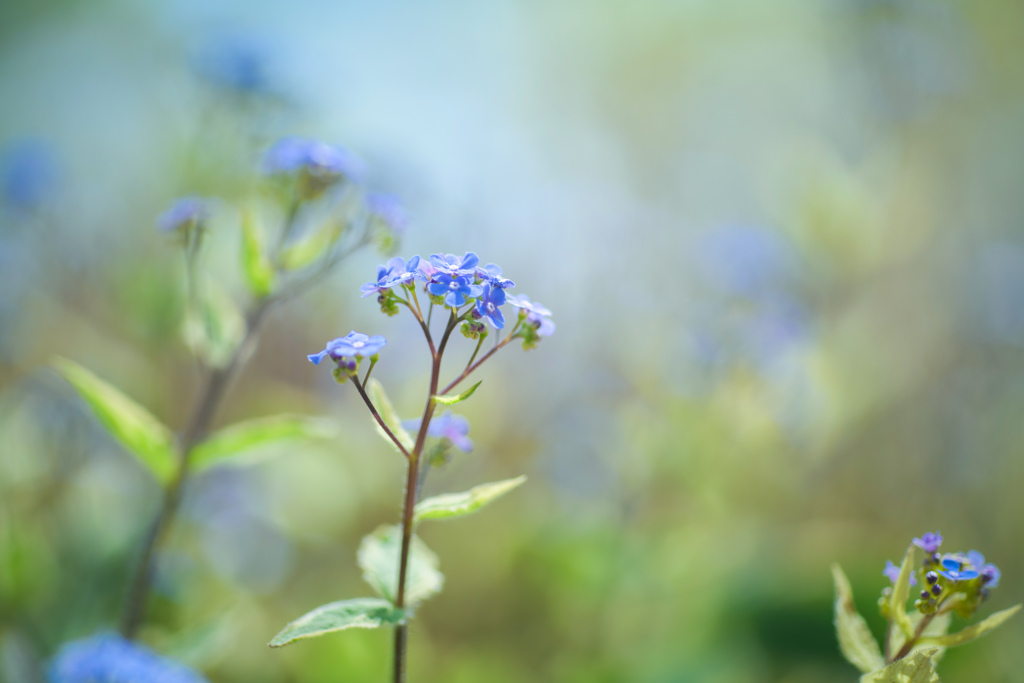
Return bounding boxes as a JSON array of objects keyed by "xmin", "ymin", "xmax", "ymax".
[{"xmin": 2, "ymin": 0, "xmax": 1024, "ymax": 681}]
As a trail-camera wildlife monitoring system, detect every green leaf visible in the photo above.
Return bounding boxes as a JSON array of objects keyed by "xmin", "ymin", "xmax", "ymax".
[
  {"xmin": 357, "ymin": 525, "xmax": 443, "ymax": 608},
  {"xmin": 51, "ymin": 358, "xmax": 176, "ymax": 485},
  {"xmin": 920, "ymin": 604, "xmax": 1021, "ymax": 648},
  {"xmin": 832, "ymin": 564, "xmax": 885, "ymax": 674},
  {"xmin": 432, "ymin": 381, "xmax": 482, "ymax": 406},
  {"xmin": 181, "ymin": 278, "xmax": 245, "ymax": 369},
  {"xmin": 190, "ymin": 415, "xmax": 335, "ymax": 473},
  {"xmin": 891, "ymin": 544, "xmax": 918, "ymax": 638},
  {"xmin": 889, "ymin": 610, "xmax": 952, "ymax": 665},
  {"xmin": 280, "ymin": 216, "xmax": 345, "ymax": 270},
  {"xmin": 268, "ymin": 598, "xmax": 404, "ymax": 648},
  {"xmin": 241, "ymin": 208, "xmax": 276, "ymax": 298},
  {"xmin": 366, "ymin": 379, "xmax": 414, "ymax": 453},
  {"xmin": 414, "ymin": 476, "xmax": 527, "ymax": 524},
  {"xmin": 859, "ymin": 648, "xmax": 940, "ymax": 683}
]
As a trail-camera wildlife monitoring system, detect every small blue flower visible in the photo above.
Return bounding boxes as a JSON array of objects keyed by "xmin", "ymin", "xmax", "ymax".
[
  {"xmin": 475, "ymin": 263, "xmax": 515, "ymax": 289},
  {"xmin": 262, "ymin": 138, "xmax": 364, "ymax": 182},
  {"xmin": 427, "ymin": 273, "xmax": 482, "ymax": 308},
  {"xmin": 428, "ymin": 252, "xmax": 479, "ymax": 277},
  {"xmin": 912, "ymin": 531, "xmax": 942, "ymax": 553},
  {"xmin": 937, "ymin": 556, "xmax": 979, "ymax": 582},
  {"xmin": 156, "ymin": 197, "xmax": 207, "ymax": 233},
  {"xmin": 1, "ymin": 138, "xmax": 59, "ymax": 211},
  {"xmin": 49, "ymin": 632, "xmax": 209, "ymax": 683},
  {"xmin": 507, "ymin": 294, "xmax": 555, "ymax": 337},
  {"xmin": 966, "ymin": 550, "xmax": 1001, "ymax": 588},
  {"xmin": 474, "ymin": 283, "xmax": 506, "ymax": 329},
  {"xmin": 883, "ymin": 560, "xmax": 917, "ymax": 586},
  {"xmin": 367, "ymin": 193, "xmax": 410, "ymax": 234},
  {"xmin": 360, "ymin": 256, "xmax": 421, "ymax": 298},
  {"xmin": 308, "ymin": 331, "xmax": 386, "ymax": 365},
  {"xmin": 403, "ymin": 412, "xmax": 473, "ymax": 452}
]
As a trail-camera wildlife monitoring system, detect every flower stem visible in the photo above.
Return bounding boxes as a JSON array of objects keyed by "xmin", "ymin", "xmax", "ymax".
[{"xmin": 351, "ymin": 376, "xmax": 409, "ymax": 459}]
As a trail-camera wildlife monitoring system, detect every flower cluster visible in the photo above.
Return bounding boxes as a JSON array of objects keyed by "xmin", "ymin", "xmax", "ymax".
[
  {"xmin": 308, "ymin": 331, "xmax": 385, "ymax": 382},
  {"xmin": 263, "ymin": 137, "xmax": 365, "ymax": 200},
  {"xmin": 49, "ymin": 633, "xmax": 208, "ymax": 683},
  {"xmin": 880, "ymin": 531, "xmax": 1001, "ymax": 619},
  {"xmin": 156, "ymin": 196, "xmax": 208, "ymax": 234}
]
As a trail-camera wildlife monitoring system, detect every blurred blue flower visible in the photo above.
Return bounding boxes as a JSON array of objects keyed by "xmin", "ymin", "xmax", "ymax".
[
  {"xmin": 697, "ymin": 226, "xmax": 794, "ymax": 297},
  {"xmin": 156, "ymin": 197, "xmax": 207, "ymax": 233},
  {"xmin": 474, "ymin": 283, "xmax": 506, "ymax": 329},
  {"xmin": 913, "ymin": 531, "xmax": 943, "ymax": 553},
  {"xmin": 428, "ymin": 252, "xmax": 479, "ymax": 276},
  {"xmin": 360, "ymin": 256, "xmax": 420, "ymax": 298},
  {"xmin": 966, "ymin": 550, "xmax": 1000, "ymax": 587},
  {"xmin": 883, "ymin": 560, "xmax": 917, "ymax": 586},
  {"xmin": 49, "ymin": 633, "xmax": 208, "ymax": 683},
  {"xmin": 475, "ymin": 263, "xmax": 515, "ymax": 289},
  {"xmin": 428, "ymin": 273, "xmax": 482, "ymax": 308},
  {"xmin": 308, "ymin": 331, "xmax": 386, "ymax": 365},
  {"xmin": 937, "ymin": 556, "xmax": 978, "ymax": 582},
  {"xmin": 367, "ymin": 193, "xmax": 410, "ymax": 234},
  {"xmin": 194, "ymin": 35, "xmax": 272, "ymax": 95},
  {"xmin": 1, "ymin": 138, "xmax": 59, "ymax": 211},
  {"xmin": 262, "ymin": 138, "xmax": 364, "ymax": 182},
  {"xmin": 507, "ymin": 294, "xmax": 555, "ymax": 336},
  {"xmin": 403, "ymin": 412, "xmax": 473, "ymax": 452}
]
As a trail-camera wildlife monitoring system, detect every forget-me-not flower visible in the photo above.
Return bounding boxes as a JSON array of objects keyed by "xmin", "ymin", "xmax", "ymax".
[
  {"xmin": 361, "ymin": 256, "xmax": 421, "ymax": 298},
  {"xmin": 367, "ymin": 193, "xmax": 410, "ymax": 234},
  {"xmin": 883, "ymin": 560, "xmax": 917, "ymax": 586},
  {"xmin": 156, "ymin": 197, "xmax": 207, "ymax": 233},
  {"xmin": 263, "ymin": 138, "xmax": 364, "ymax": 182},
  {"xmin": 403, "ymin": 412, "xmax": 473, "ymax": 452},
  {"xmin": 913, "ymin": 531, "xmax": 943, "ymax": 554},
  {"xmin": 429, "ymin": 252, "xmax": 479, "ymax": 277},
  {"xmin": 937, "ymin": 555, "xmax": 979, "ymax": 582},
  {"xmin": 475, "ymin": 263, "xmax": 515, "ymax": 289},
  {"xmin": 428, "ymin": 273, "xmax": 482, "ymax": 308},
  {"xmin": 308, "ymin": 331, "xmax": 386, "ymax": 365},
  {"xmin": 507, "ymin": 294, "xmax": 555, "ymax": 336},
  {"xmin": 474, "ymin": 283, "xmax": 506, "ymax": 329},
  {"xmin": 49, "ymin": 632, "xmax": 209, "ymax": 683}
]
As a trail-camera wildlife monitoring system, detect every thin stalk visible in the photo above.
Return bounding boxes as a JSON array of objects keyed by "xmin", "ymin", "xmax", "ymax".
[
  {"xmin": 350, "ymin": 376, "xmax": 410, "ymax": 459},
  {"xmin": 891, "ymin": 612, "xmax": 937, "ymax": 662},
  {"xmin": 439, "ymin": 319, "xmax": 522, "ymax": 395}
]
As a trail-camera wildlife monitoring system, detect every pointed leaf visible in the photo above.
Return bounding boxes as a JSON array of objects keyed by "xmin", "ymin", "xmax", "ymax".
[
  {"xmin": 181, "ymin": 277, "xmax": 245, "ymax": 369},
  {"xmin": 859, "ymin": 648, "xmax": 940, "ymax": 683},
  {"xmin": 51, "ymin": 358, "xmax": 176, "ymax": 485},
  {"xmin": 190, "ymin": 415, "xmax": 336, "ymax": 473},
  {"xmin": 269, "ymin": 598, "xmax": 404, "ymax": 648},
  {"xmin": 280, "ymin": 216, "xmax": 345, "ymax": 270},
  {"xmin": 241, "ymin": 208, "xmax": 276, "ymax": 298},
  {"xmin": 415, "ymin": 476, "xmax": 527, "ymax": 524},
  {"xmin": 366, "ymin": 379, "xmax": 414, "ymax": 453},
  {"xmin": 891, "ymin": 544, "xmax": 918, "ymax": 638},
  {"xmin": 433, "ymin": 381, "xmax": 482, "ymax": 406},
  {"xmin": 832, "ymin": 564, "xmax": 885, "ymax": 674},
  {"xmin": 357, "ymin": 525, "xmax": 443, "ymax": 608},
  {"xmin": 920, "ymin": 604, "xmax": 1020, "ymax": 648}
]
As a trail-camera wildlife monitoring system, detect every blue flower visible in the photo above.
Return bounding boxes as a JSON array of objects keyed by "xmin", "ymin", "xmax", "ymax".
[
  {"xmin": 1, "ymin": 138, "xmax": 59, "ymax": 211},
  {"xmin": 474, "ymin": 283, "xmax": 506, "ymax": 329},
  {"xmin": 937, "ymin": 556, "xmax": 979, "ymax": 582},
  {"xmin": 427, "ymin": 273, "xmax": 482, "ymax": 308},
  {"xmin": 883, "ymin": 560, "xmax": 917, "ymax": 586},
  {"xmin": 403, "ymin": 412, "xmax": 473, "ymax": 452},
  {"xmin": 360, "ymin": 256, "xmax": 421, "ymax": 298},
  {"xmin": 507, "ymin": 294, "xmax": 555, "ymax": 337},
  {"xmin": 262, "ymin": 138, "xmax": 364, "ymax": 182},
  {"xmin": 49, "ymin": 632, "xmax": 208, "ymax": 683},
  {"xmin": 428, "ymin": 252, "xmax": 479, "ymax": 277},
  {"xmin": 156, "ymin": 197, "xmax": 207, "ymax": 233},
  {"xmin": 966, "ymin": 550, "xmax": 1000, "ymax": 588},
  {"xmin": 475, "ymin": 263, "xmax": 515, "ymax": 289},
  {"xmin": 912, "ymin": 531, "xmax": 942, "ymax": 553},
  {"xmin": 367, "ymin": 193, "xmax": 410, "ymax": 234},
  {"xmin": 308, "ymin": 331, "xmax": 386, "ymax": 365}
]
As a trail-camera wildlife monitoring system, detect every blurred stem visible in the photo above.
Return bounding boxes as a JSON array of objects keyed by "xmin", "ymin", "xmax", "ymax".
[{"xmin": 392, "ymin": 311, "xmax": 458, "ymax": 683}]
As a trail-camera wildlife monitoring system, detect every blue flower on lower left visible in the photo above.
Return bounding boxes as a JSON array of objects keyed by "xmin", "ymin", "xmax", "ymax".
[{"xmin": 49, "ymin": 633, "xmax": 209, "ymax": 683}]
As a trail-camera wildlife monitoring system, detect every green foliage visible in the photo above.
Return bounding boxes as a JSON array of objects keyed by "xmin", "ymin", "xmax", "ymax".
[
  {"xmin": 357, "ymin": 525, "xmax": 443, "ymax": 608},
  {"xmin": 365, "ymin": 379, "xmax": 414, "ymax": 453},
  {"xmin": 189, "ymin": 414, "xmax": 335, "ymax": 473},
  {"xmin": 414, "ymin": 476, "xmax": 527, "ymax": 524},
  {"xmin": 859, "ymin": 648, "xmax": 940, "ymax": 683},
  {"xmin": 433, "ymin": 381, "xmax": 482, "ymax": 406},
  {"xmin": 832, "ymin": 564, "xmax": 885, "ymax": 674},
  {"xmin": 920, "ymin": 604, "xmax": 1021, "ymax": 648},
  {"xmin": 181, "ymin": 278, "xmax": 245, "ymax": 369},
  {"xmin": 241, "ymin": 208, "xmax": 276, "ymax": 298},
  {"xmin": 280, "ymin": 216, "xmax": 345, "ymax": 270},
  {"xmin": 268, "ymin": 598, "xmax": 405, "ymax": 648},
  {"xmin": 51, "ymin": 357, "xmax": 176, "ymax": 485},
  {"xmin": 891, "ymin": 544, "xmax": 918, "ymax": 638},
  {"xmin": 888, "ymin": 611, "xmax": 952, "ymax": 664}
]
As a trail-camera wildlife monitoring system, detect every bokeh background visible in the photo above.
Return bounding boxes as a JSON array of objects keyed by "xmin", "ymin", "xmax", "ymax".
[{"xmin": 2, "ymin": 1, "xmax": 1024, "ymax": 681}]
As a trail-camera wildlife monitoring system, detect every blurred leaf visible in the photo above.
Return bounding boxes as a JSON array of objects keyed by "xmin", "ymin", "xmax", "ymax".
[
  {"xmin": 433, "ymin": 381, "xmax": 482, "ymax": 406},
  {"xmin": 269, "ymin": 598, "xmax": 404, "ymax": 648},
  {"xmin": 859, "ymin": 648, "xmax": 940, "ymax": 683},
  {"xmin": 414, "ymin": 476, "xmax": 527, "ymax": 524},
  {"xmin": 181, "ymin": 278, "xmax": 245, "ymax": 369},
  {"xmin": 241, "ymin": 208, "xmax": 276, "ymax": 298},
  {"xmin": 190, "ymin": 415, "xmax": 335, "ymax": 473},
  {"xmin": 832, "ymin": 564, "xmax": 884, "ymax": 674},
  {"xmin": 51, "ymin": 357, "xmax": 176, "ymax": 485},
  {"xmin": 280, "ymin": 215, "xmax": 345, "ymax": 270},
  {"xmin": 357, "ymin": 525, "xmax": 443, "ymax": 608},
  {"xmin": 920, "ymin": 604, "xmax": 1021, "ymax": 648},
  {"xmin": 366, "ymin": 379, "xmax": 414, "ymax": 453},
  {"xmin": 891, "ymin": 544, "xmax": 918, "ymax": 639},
  {"xmin": 889, "ymin": 611, "xmax": 952, "ymax": 664}
]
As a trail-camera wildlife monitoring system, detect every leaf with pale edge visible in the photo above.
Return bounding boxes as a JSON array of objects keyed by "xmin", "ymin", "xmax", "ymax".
[
  {"xmin": 919, "ymin": 604, "xmax": 1020, "ymax": 648},
  {"xmin": 357, "ymin": 525, "xmax": 443, "ymax": 607},
  {"xmin": 891, "ymin": 544, "xmax": 918, "ymax": 639},
  {"xmin": 241, "ymin": 208, "xmax": 276, "ymax": 298},
  {"xmin": 859, "ymin": 648, "xmax": 940, "ymax": 683},
  {"xmin": 190, "ymin": 415, "xmax": 335, "ymax": 473},
  {"xmin": 269, "ymin": 598, "xmax": 404, "ymax": 648},
  {"xmin": 415, "ymin": 476, "xmax": 527, "ymax": 524},
  {"xmin": 281, "ymin": 216, "xmax": 345, "ymax": 270},
  {"xmin": 832, "ymin": 564, "xmax": 885, "ymax": 674},
  {"xmin": 433, "ymin": 381, "xmax": 482, "ymax": 406},
  {"xmin": 366, "ymin": 379, "xmax": 414, "ymax": 453},
  {"xmin": 52, "ymin": 358, "xmax": 176, "ymax": 485}
]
